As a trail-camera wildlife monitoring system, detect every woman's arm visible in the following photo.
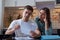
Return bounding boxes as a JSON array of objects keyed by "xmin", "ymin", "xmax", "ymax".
[{"xmin": 45, "ymin": 25, "xmax": 52, "ymax": 35}]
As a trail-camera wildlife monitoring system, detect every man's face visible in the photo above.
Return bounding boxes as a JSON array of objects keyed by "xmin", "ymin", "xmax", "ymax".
[
  {"xmin": 23, "ymin": 9, "xmax": 32, "ymax": 18},
  {"xmin": 39, "ymin": 10, "xmax": 46, "ymax": 19}
]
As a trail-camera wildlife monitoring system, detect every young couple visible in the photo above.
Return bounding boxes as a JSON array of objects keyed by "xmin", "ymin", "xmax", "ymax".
[{"xmin": 5, "ymin": 5, "xmax": 52, "ymax": 40}]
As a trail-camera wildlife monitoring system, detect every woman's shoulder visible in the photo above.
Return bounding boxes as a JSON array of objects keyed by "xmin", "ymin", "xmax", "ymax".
[
  {"xmin": 35, "ymin": 16, "xmax": 39, "ymax": 19},
  {"xmin": 35, "ymin": 16, "xmax": 40, "ymax": 21}
]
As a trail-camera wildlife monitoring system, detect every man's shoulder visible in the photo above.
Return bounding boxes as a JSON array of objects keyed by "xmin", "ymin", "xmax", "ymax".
[
  {"xmin": 16, "ymin": 19, "xmax": 22, "ymax": 21},
  {"xmin": 12, "ymin": 19, "xmax": 22, "ymax": 23},
  {"xmin": 29, "ymin": 19, "xmax": 34, "ymax": 22},
  {"xmin": 29, "ymin": 20, "xmax": 37, "ymax": 24}
]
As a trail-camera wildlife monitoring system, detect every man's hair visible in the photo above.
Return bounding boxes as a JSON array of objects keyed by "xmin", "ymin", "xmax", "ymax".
[{"xmin": 24, "ymin": 5, "xmax": 33, "ymax": 12}]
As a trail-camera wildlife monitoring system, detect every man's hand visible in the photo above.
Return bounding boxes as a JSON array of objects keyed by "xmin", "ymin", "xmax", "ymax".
[
  {"xmin": 14, "ymin": 25, "xmax": 20, "ymax": 30},
  {"xmin": 30, "ymin": 31, "xmax": 38, "ymax": 38}
]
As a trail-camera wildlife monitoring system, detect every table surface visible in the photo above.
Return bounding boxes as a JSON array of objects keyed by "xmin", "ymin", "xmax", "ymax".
[
  {"xmin": 12, "ymin": 35, "xmax": 60, "ymax": 40},
  {"xmin": 12, "ymin": 37, "xmax": 34, "ymax": 40},
  {"xmin": 41, "ymin": 35, "xmax": 60, "ymax": 39}
]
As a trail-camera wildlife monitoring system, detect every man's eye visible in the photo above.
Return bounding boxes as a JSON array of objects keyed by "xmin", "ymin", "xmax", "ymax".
[{"xmin": 26, "ymin": 12, "xmax": 28, "ymax": 13}]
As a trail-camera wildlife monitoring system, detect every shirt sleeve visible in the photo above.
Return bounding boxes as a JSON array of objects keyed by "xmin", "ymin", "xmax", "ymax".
[{"xmin": 8, "ymin": 20, "xmax": 17, "ymax": 29}]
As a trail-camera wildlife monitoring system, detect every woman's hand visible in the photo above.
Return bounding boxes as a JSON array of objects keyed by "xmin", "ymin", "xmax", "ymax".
[{"xmin": 44, "ymin": 17, "xmax": 48, "ymax": 30}]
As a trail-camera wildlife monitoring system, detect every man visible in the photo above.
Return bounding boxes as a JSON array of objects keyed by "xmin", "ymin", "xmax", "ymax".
[{"xmin": 5, "ymin": 5, "xmax": 41, "ymax": 40}]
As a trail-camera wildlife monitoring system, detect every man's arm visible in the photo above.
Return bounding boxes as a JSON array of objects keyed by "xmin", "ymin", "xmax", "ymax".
[
  {"xmin": 30, "ymin": 28, "xmax": 41, "ymax": 38},
  {"xmin": 5, "ymin": 28, "xmax": 15, "ymax": 35},
  {"xmin": 5, "ymin": 25, "xmax": 20, "ymax": 35},
  {"xmin": 35, "ymin": 28, "xmax": 41, "ymax": 37}
]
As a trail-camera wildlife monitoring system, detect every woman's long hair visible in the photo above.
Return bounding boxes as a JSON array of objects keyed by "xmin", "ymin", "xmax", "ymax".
[{"xmin": 41, "ymin": 7, "xmax": 51, "ymax": 28}]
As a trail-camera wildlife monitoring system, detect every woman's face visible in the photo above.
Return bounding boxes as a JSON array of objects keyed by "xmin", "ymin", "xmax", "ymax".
[{"xmin": 39, "ymin": 10, "xmax": 46, "ymax": 19}]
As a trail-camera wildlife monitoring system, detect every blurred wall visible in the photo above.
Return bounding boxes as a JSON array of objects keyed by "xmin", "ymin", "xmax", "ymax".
[
  {"xmin": 4, "ymin": 0, "xmax": 55, "ymax": 7},
  {"xmin": 0, "ymin": 0, "xmax": 4, "ymax": 29}
]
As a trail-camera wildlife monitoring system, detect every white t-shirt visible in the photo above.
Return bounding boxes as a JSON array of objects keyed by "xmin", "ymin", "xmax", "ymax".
[{"xmin": 8, "ymin": 19, "xmax": 38, "ymax": 39}]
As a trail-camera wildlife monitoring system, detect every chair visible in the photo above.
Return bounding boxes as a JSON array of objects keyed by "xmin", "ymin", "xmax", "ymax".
[
  {"xmin": 0, "ymin": 28, "xmax": 15, "ymax": 40},
  {"xmin": 57, "ymin": 29, "xmax": 60, "ymax": 36}
]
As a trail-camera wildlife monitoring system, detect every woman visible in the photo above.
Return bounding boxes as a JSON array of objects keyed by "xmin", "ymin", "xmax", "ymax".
[{"xmin": 35, "ymin": 7, "xmax": 52, "ymax": 35}]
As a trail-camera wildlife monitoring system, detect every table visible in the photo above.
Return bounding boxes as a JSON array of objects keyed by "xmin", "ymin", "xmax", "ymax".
[
  {"xmin": 12, "ymin": 37, "xmax": 34, "ymax": 40},
  {"xmin": 41, "ymin": 35, "xmax": 60, "ymax": 40},
  {"xmin": 0, "ymin": 34, "xmax": 12, "ymax": 40},
  {"xmin": 12, "ymin": 35, "xmax": 60, "ymax": 40}
]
